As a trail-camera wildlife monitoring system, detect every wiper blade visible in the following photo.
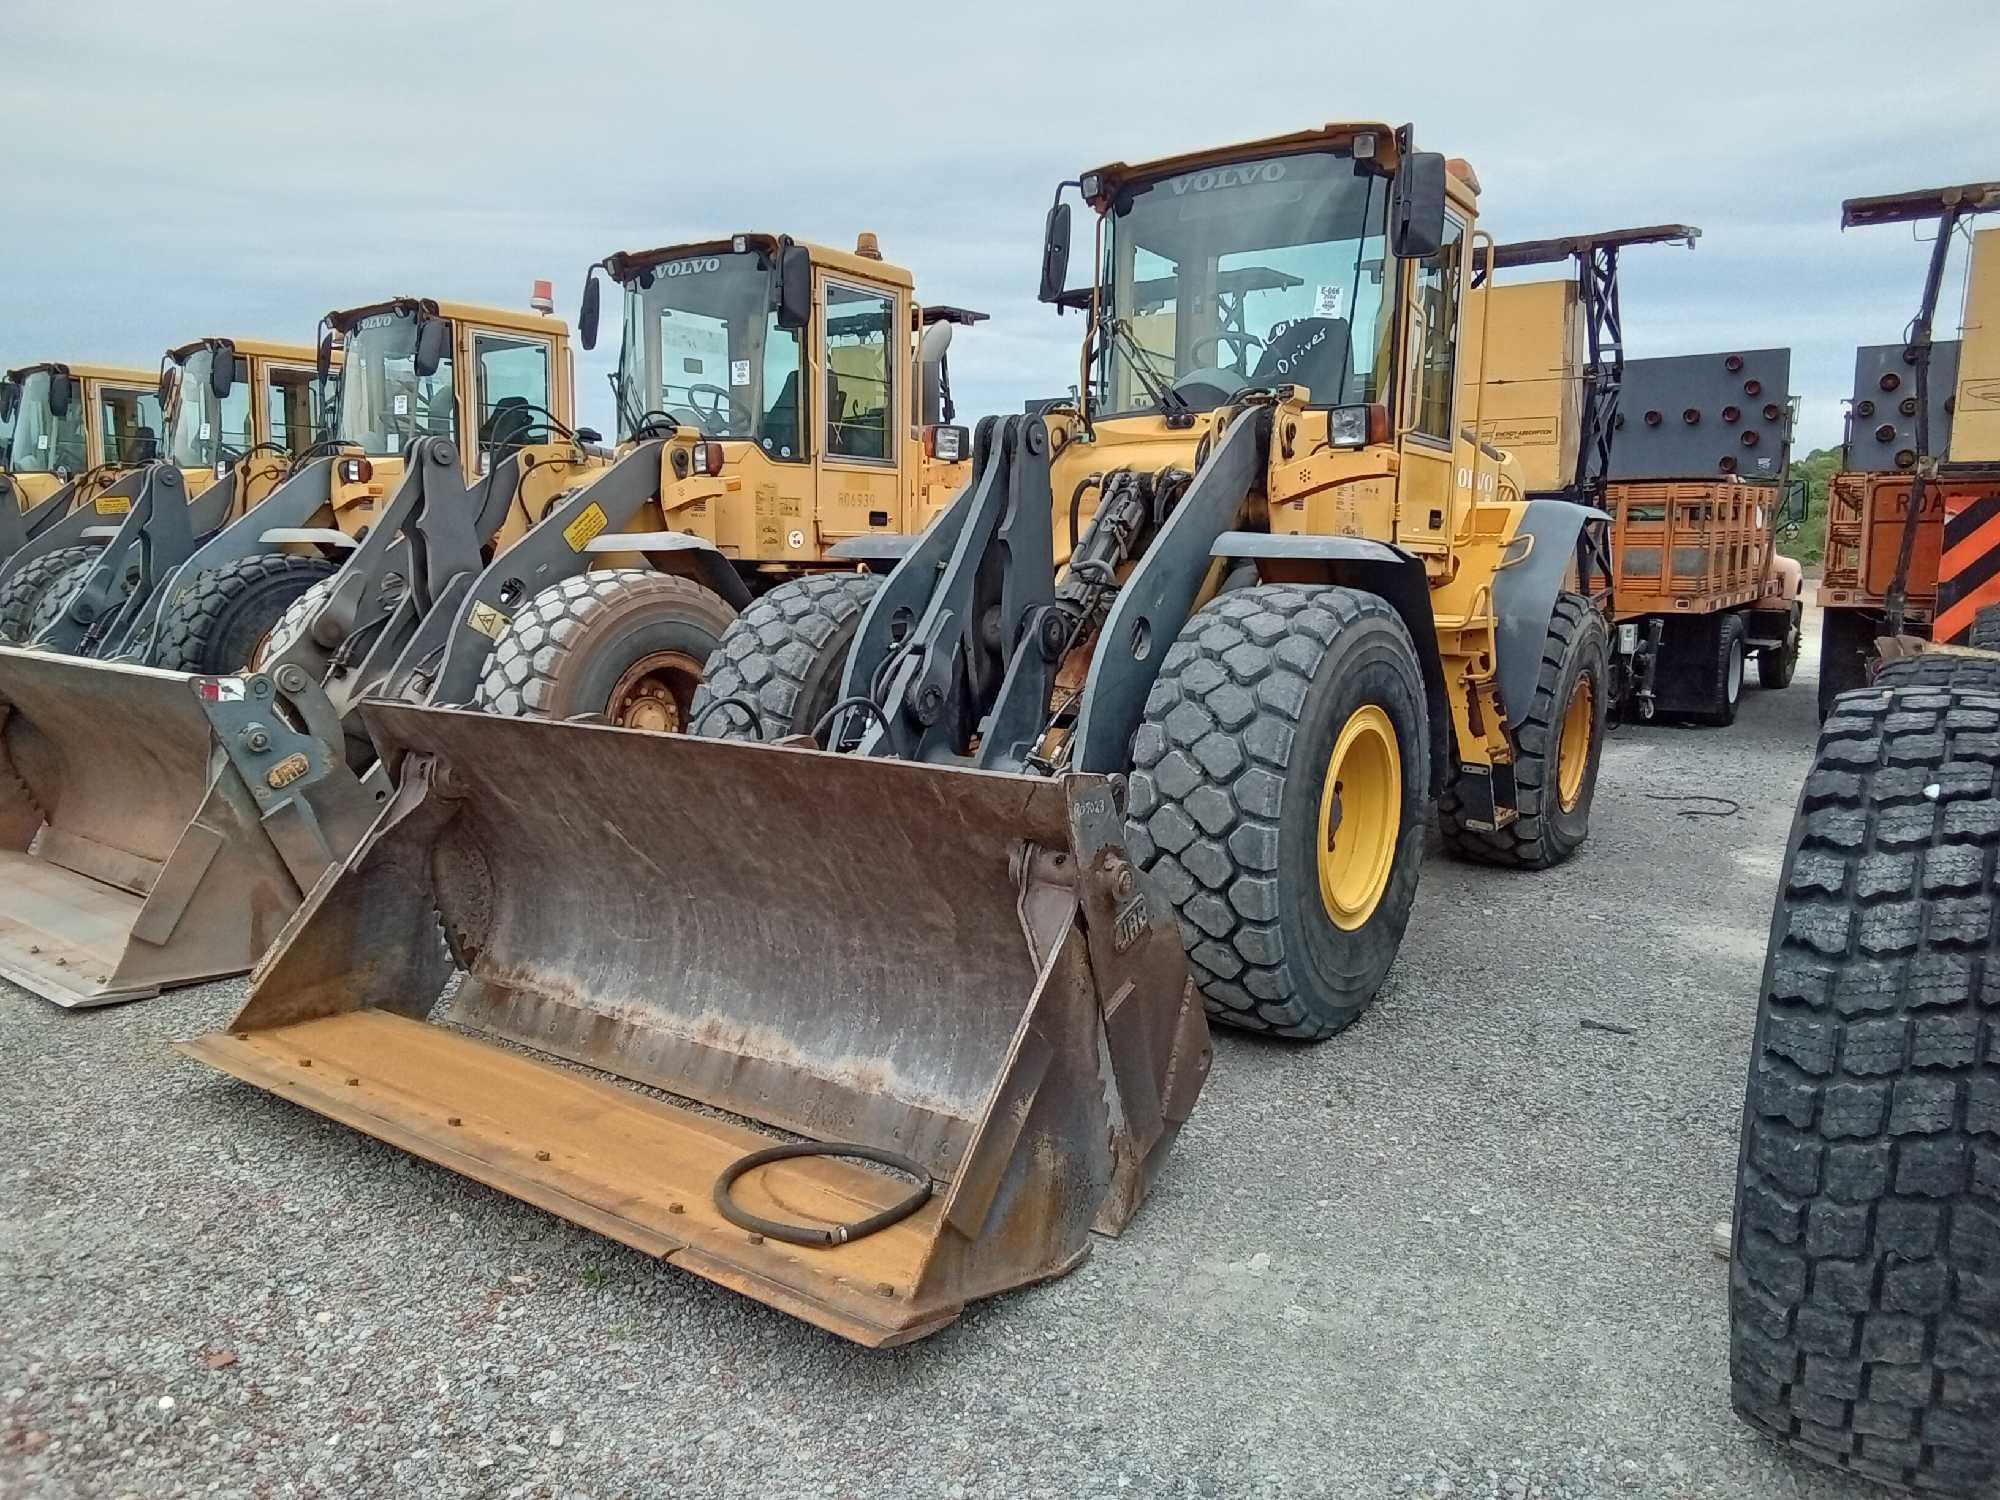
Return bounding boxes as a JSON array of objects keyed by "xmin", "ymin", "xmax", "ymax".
[{"xmin": 1110, "ymin": 320, "xmax": 1190, "ymax": 416}]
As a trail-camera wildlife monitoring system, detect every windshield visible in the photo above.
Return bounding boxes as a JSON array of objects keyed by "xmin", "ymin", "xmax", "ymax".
[
  {"xmin": 6, "ymin": 370, "xmax": 88, "ymax": 475},
  {"xmin": 1096, "ymin": 149, "xmax": 1390, "ymax": 416},
  {"xmin": 166, "ymin": 348, "xmax": 253, "ymax": 467},
  {"xmin": 335, "ymin": 311, "xmax": 456, "ymax": 456},
  {"xmin": 615, "ymin": 250, "xmax": 803, "ymax": 456}
]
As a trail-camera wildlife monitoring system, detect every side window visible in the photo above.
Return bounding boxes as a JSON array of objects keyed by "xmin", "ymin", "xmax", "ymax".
[
  {"xmin": 219, "ymin": 358, "xmax": 253, "ymax": 455},
  {"xmin": 1409, "ymin": 215, "xmax": 1467, "ymax": 441},
  {"xmin": 475, "ymin": 335, "xmax": 551, "ymax": 453},
  {"xmin": 825, "ymin": 283, "xmax": 894, "ymax": 463},
  {"xmin": 99, "ymin": 386, "xmax": 164, "ymax": 465},
  {"xmin": 266, "ymin": 366, "xmax": 323, "ymax": 456},
  {"xmin": 761, "ymin": 313, "xmax": 804, "ymax": 461}
]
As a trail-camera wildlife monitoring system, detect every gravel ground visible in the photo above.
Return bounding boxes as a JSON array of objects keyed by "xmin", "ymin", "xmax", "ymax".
[{"xmin": 0, "ymin": 602, "xmax": 1894, "ymax": 1500}]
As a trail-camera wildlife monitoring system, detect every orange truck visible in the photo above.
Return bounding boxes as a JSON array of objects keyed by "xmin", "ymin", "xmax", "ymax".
[
  {"xmin": 1467, "ymin": 227, "xmax": 1802, "ymax": 723},
  {"xmin": 1818, "ymin": 183, "xmax": 2000, "ymax": 715}
]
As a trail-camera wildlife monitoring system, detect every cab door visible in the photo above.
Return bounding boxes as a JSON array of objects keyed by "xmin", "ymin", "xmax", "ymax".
[
  {"xmin": 813, "ymin": 273, "xmax": 906, "ymax": 547},
  {"xmin": 467, "ymin": 326, "xmax": 555, "ymax": 478},
  {"xmin": 1395, "ymin": 212, "xmax": 1469, "ymax": 552}
]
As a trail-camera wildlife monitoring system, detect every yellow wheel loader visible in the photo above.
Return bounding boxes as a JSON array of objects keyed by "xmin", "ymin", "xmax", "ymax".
[
  {"xmin": 181, "ymin": 122, "xmax": 1605, "ymax": 1343},
  {"xmin": 0, "ymin": 337, "xmax": 331, "ymax": 654},
  {"xmin": 0, "ymin": 361, "xmax": 165, "ymax": 567},
  {"xmin": 0, "ymin": 295, "xmax": 589, "ymax": 1007},
  {"xmin": 368, "ymin": 232, "xmax": 981, "ymax": 732}
]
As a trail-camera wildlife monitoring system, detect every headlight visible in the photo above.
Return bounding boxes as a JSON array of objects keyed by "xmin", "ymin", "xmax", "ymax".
[{"xmin": 1328, "ymin": 406, "xmax": 1370, "ymax": 448}]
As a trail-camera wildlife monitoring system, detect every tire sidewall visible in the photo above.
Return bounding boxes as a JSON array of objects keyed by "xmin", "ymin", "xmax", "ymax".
[
  {"xmin": 1274, "ymin": 617, "xmax": 1428, "ymax": 1007},
  {"xmin": 534, "ymin": 584, "xmax": 734, "ymax": 722},
  {"xmin": 1538, "ymin": 609, "xmax": 1610, "ymax": 852}
]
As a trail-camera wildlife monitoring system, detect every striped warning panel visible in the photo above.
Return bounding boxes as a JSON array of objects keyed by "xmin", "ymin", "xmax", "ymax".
[{"xmin": 1933, "ymin": 477, "xmax": 2000, "ymax": 643}]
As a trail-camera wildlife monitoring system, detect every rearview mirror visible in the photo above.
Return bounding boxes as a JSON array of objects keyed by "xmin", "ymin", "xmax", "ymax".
[
  {"xmin": 157, "ymin": 358, "xmax": 175, "ymax": 409},
  {"xmin": 414, "ymin": 316, "xmax": 451, "ymax": 379},
  {"xmin": 1780, "ymin": 478, "xmax": 1808, "ymax": 531},
  {"xmin": 1391, "ymin": 151, "xmax": 1448, "ymax": 260},
  {"xmin": 316, "ymin": 330, "xmax": 333, "ymax": 384},
  {"xmin": 47, "ymin": 372, "xmax": 72, "ymax": 421},
  {"xmin": 1038, "ymin": 202, "xmax": 1072, "ymax": 304},
  {"xmin": 579, "ymin": 271, "xmax": 602, "ymax": 352},
  {"xmin": 777, "ymin": 245, "xmax": 812, "ymax": 332},
  {"xmin": 210, "ymin": 343, "xmax": 236, "ymax": 400},
  {"xmin": 0, "ymin": 380, "xmax": 17, "ymax": 423}
]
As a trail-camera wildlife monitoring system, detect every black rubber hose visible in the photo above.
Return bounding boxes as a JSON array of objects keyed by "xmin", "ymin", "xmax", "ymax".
[
  {"xmin": 687, "ymin": 694, "xmax": 765, "ymax": 738},
  {"xmin": 713, "ymin": 1142, "xmax": 932, "ymax": 1248},
  {"xmin": 811, "ymin": 694, "xmax": 894, "ymax": 749}
]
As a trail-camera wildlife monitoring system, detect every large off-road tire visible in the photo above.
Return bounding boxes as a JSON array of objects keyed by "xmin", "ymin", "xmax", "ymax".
[
  {"xmin": 252, "ymin": 575, "xmax": 338, "ymax": 670},
  {"xmin": 0, "ymin": 546, "xmax": 97, "ymax": 643},
  {"xmin": 476, "ymin": 568, "xmax": 735, "ymax": 728},
  {"xmin": 26, "ymin": 554, "xmax": 132, "ymax": 643},
  {"xmin": 1695, "ymin": 610, "xmax": 1750, "ymax": 726},
  {"xmin": 1819, "ymin": 608, "xmax": 1877, "ymax": 722},
  {"xmin": 1126, "ymin": 583, "xmax": 1429, "ymax": 1040},
  {"xmin": 1760, "ymin": 606, "xmax": 1802, "ymax": 690},
  {"xmin": 1438, "ymin": 592, "xmax": 1608, "ymax": 870},
  {"xmin": 1731, "ymin": 679, "xmax": 2000, "ymax": 1496},
  {"xmin": 690, "ymin": 573, "xmax": 882, "ymax": 741},
  {"xmin": 1872, "ymin": 653, "xmax": 2000, "ymax": 694},
  {"xmin": 152, "ymin": 554, "xmax": 341, "ymax": 673},
  {"xmin": 1970, "ymin": 604, "xmax": 2000, "ymax": 654}
]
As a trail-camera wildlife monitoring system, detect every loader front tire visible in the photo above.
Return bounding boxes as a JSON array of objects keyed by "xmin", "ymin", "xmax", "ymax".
[
  {"xmin": 1730, "ymin": 679, "xmax": 2000, "ymax": 1496},
  {"xmin": 1127, "ymin": 584, "xmax": 1428, "ymax": 1040},
  {"xmin": 152, "ymin": 553, "xmax": 341, "ymax": 673},
  {"xmin": 1438, "ymin": 592, "xmax": 1608, "ymax": 869},
  {"xmin": 1971, "ymin": 603, "xmax": 2000, "ymax": 653},
  {"xmin": 477, "ymin": 568, "xmax": 735, "ymax": 729},
  {"xmin": 0, "ymin": 546, "xmax": 98, "ymax": 643},
  {"xmin": 690, "ymin": 572, "xmax": 881, "ymax": 741},
  {"xmin": 252, "ymin": 576, "xmax": 338, "ymax": 670},
  {"xmin": 26, "ymin": 553, "xmax": 134, "ymax": 643}
]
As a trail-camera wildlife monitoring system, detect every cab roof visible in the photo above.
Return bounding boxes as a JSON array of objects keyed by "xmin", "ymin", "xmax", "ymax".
[
  {"xmin": 328, "ymin": 297, "xmax": 568, "ymax": 338},
  {"xmin": 1843, "ymin": 182, "xmax": 2000, "ymax": 229},
  {"xmin": 165, "ymin": 336, "xmax": 320, "ymax": 365},
  {"xmin": 3, "ymin": 360, "xmax": 158, "ymax": 387},
  {"xmin": 1080, "ymin": 122, "xmax": 1444, "ymax": 208},
  {"xmin": 602, "ymin": 233, "xmax": 917, "ymax": 291}
]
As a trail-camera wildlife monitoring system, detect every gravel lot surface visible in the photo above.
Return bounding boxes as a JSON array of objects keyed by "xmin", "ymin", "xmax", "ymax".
[{"xmin": 1, "ymin": 603, "xmax": 1892, "ymax": 1499}]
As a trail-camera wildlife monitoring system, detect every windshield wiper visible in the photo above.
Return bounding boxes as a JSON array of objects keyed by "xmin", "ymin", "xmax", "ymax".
[{"xmin": 1108, "ymin": 319, "xmax": 1190, "ymax": 417}]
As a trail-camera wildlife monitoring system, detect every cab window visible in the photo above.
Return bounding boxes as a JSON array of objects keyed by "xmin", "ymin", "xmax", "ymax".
[
  {"xmin": 475, "ymin": 335, "xmax": 551, "ymax": 454},
  {"xmin": 99, "ymin": 385, "xmax": 164, "ymax": 466},
  {"xmin": 266, "ymin": 366, "xmax": 326, "ymax": 456},
  {"xmin": 825, "ymin": 283, "xmax": 894, "ymax": 463},
  {"xmin": 1408, "ymin": 214, "xmax": 1467, "ymax": 442},
  {"xmin": 762, "ymin": 314, "xmax": 804, "ymax": 461}
]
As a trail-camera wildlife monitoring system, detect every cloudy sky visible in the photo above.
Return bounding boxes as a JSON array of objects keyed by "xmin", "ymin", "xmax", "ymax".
[{"xmin": 9, "ymin": 0, "xmax": 1997, "ymax": 455}]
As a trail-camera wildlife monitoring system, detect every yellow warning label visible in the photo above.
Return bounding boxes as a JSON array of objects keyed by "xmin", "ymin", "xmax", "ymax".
[
  {"xmin": 563, "ymin": 502, "xmax": 608, "ymax": 552},
  {"xmin": 469, "ymin": 602, "xmax": 510, "ymax": 641},
  {"xmin": 94, "ymin": 495, "xmax": 131, "ymax": 515}
]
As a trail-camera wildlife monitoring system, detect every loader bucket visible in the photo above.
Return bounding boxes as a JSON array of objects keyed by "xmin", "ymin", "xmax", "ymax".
[
  {"xmin": 0, "ymin": 649, "xmax": 375, "ymax": 1006},
  {"xmin": 180, "ymin": 703, "xmax": 1211, "ymax": 1345}
]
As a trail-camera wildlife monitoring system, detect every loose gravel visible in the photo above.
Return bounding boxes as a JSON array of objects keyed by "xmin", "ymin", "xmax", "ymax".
[{"xmin": 1, "ymin": 603, "xmax": 1892, "ymax": 1498}]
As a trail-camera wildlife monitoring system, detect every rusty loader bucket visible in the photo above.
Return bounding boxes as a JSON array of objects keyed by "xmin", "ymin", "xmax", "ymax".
[
  {"xmin": 0, "ymin": 649, "xmax": 380, "ymax": 1006},
  {"xmin": 180, "ymin": 702, "xmax": 1210, "ymax": 1344}
]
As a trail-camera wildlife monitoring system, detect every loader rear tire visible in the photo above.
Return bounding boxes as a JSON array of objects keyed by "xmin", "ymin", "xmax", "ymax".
[
  {"xmin": 1127, "ymin": 583, "xmax": 1428, "ymax": 1040},
  {"xmin": 690, "ymin": 572, "xmax": 881, "ymax": 740},
  {"xmin": 1729, "ymin": 678, "xmax": 2000, "ymax": 1497},
  {"xmin": 1871, "ymin": 653, "xmax": 2000, "ymax": 694},
  {"xmin": 1971, "ymin": 603, "xmax": 2000, "ymax": 653},
  {"xmin": 0, "ymin": 546, "xmax": 98, "ymax": 643},
  {"xmin": 1438, "ymin": 592, "xmax": 1608, "ymax": 869},
  {"xmin": 477, "ymin": 568, "xmax": 735, "ymax": 729},
  {"xmin": 152, "ymin": 553, "xmax": 341, "ymax": 673}
]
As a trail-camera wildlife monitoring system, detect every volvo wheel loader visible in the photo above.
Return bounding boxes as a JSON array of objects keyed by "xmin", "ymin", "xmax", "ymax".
[
  {"xmin": 179, "ymin": 122, "xmax": 1599, "ymax": 1344},
  {"xmin": 368, "ymin": 232, "xmax": 980, "ymax": 733},
  {"xmin": 0, "ymin": 294, "xmax": 589, "ymax": 1007},
  {"xmin": 0, "ymin": 336, "xmax": 330, "ymax": 653},
  {"xmin": 0, "ymin": 361, "xmax": 164, "ymax": 566}
]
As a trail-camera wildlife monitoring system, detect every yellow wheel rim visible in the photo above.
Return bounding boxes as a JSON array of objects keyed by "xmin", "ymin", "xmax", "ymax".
[
  {"xmin": 1317, "ymin": 705, "xmax": 1401, "ymax": 932},
  {"xmin": 1556, "ymin": 673, "xmax": 1595, "ymax": 813}
]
